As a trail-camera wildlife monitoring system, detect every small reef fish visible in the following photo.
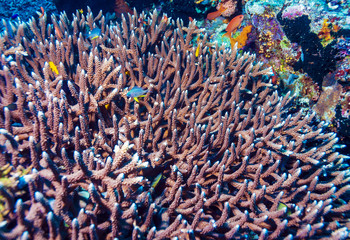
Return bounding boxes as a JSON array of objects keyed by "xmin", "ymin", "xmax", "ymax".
[
  {"xmin": 285, "ymin": 73, "xmax": 298, "ymax": 85},
  {"xmin": 271, "ymin": 66, "xmax": 278, "ymax": 85},
  {"xmin": 295, "ymin": 46, "xmax": 304, "ymax": 62},
  {"xmin": 207, "ymin": 5, "xmax": 226, "ymax": 20},
  {"xmin": 161, "ymin": 15, "xmax": 168, "ymax": 23},
  {"xmin": 224, "ymin": 15, "xmax": 244, "ymax": 38},
  {"xmin": 277, "ymin": 202, "xmax": 292, "ymax": 216},
  {"xmin": 300, "ymin": 48, "xmax": 304, "ymax": 62},
  {"xmin": 277, "ymin": 202, "xmax": 287, "ymax": 211},
  {"xmin": 78, "ymin": 9, "xmax": 83, "ymax": 14},
  {"xmin": 87, "ymin": 28, "xmax": 101, "ymax": 40},
  {"xmin": 49, "ymin": 61, "xmax": 59, "ymax": 75},
  {"xmin": 127, "ymin": 86, "xmax": 148, "ymax": 103},
  {"xmin": 11, "ymin": 14, "xmax": 18, "ymax": 19},
  {"xmin": 39, "ymin": 7, "xmax": 45, "ymax": 18},
  {"xmin": 138, "ymin": 17, "xmax": 148, "ymax": 26},
  {"xmin": 54, "ymin": 25, "xmax": 63, "ymax": 40},
  {"xmin": 195, "ymin": 44, "xmax": 200, "ymax": 57},
  {"xmin": 189, "ymin": 17, "xmax": 199, "ymax": 29},
  {"xmin": 195, "ymin": 37, "xmax": 203, "ymax": 57},
  {"xmin": 151, "ymin": 174, "xmax": 163, "ymax": 190}
]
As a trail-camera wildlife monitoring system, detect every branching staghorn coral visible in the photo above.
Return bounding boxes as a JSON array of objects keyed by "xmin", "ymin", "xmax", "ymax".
[{"xmin": 0, "ymin": 7, "xmax": 349, "ymax": 240}]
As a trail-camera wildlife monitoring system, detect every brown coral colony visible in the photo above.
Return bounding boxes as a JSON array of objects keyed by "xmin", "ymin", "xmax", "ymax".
[{"xmin": 0, "ymin": 7, "xmax": 349, "ymax": 240}]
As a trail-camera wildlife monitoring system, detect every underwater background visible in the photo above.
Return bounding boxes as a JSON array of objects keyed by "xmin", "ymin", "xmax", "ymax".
[{"xmin": 0, "ymin": 0, "xmax": 350, "ymax": 239}]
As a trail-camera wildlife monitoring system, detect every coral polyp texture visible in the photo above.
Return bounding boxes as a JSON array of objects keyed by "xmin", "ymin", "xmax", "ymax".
[{"xmin": 0, "ymin": 8, "xmax": 349, "ymax": 240}]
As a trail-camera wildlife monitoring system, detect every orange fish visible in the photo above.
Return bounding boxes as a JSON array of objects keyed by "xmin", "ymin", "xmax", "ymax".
[
  {"xmin": 138, "ymin": 17, "xmax": 148, "ymax": 27},
  {"xmin": 189, "ymin": 17, "xmax": 199, "ymax": 29},
  {"xmin": 161, "ymin": 15, "xmax": 168, "ymax": 23},
  {"xmin": 207, "ymin": 5, "xmax": 226, "ymax": 20},
  {"xmin": 271, "ymin": 66, "xmax": 278, "ymax": 85},
  {"xmin": 195, "ymin": 37, "xmax": 201, "ymax": 57},
  {"xmin": 54, "ymin": 25, "xmax": 63, "ymax": 40},
  {"xmin": 224, "ymin": 15, "xmax": 244, "ymax": 38},
  {"xmin": 39, "ymin": 7, "xmax": 45, "ymax": 18}
]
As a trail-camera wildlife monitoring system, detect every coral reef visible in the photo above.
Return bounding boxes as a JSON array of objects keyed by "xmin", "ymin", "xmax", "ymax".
[
  {"xmin": 0, "ymin": 0, "xmax": 57, "ymax": 22},
  {"xmin": 217, "ymin": 0, "xmax": 237, "ymax": 18},
  {"xmin": 281, "ymin": 72, "xmax": 320, "ymax": 105},
  {"xmin": 314, "ymin": 73, "xmax": 342, "ymax": 122},
  {"xmin": 318, "ymin": 19, "xmax": 335, "ymax": 47},
  {"xmin": 279, "ymin": 15, "xmax": 338, "ymax": 86},
  {"xmin": 114, "ymin": 0, "xmax": 133, "ymax": 18},
  {"xmin": 281, "ymin": 4, "xmax": 307, "ymax": 20},
  {"xmin": 0, "ymin": 7, "xmax": 349, "ymax": 240},
  {"xmin": 252, "ymin": 12, "xmax": 285, "ymax": 59},
  {"xmin": 229, "ymin": 25, "xmax": 252, "ymax": 49},
  {"xmin": 334, "ymin": 38, "xmax": 350, "ymax": 82}
]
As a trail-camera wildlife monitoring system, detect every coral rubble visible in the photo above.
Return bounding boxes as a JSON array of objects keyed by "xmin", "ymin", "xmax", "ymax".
[{"xmin": 0, "ymin": 7, "xmax": 349, "ymax": 239}]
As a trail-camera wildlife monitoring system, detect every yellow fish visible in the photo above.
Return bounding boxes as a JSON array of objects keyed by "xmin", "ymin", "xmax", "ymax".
[
  {"xmin": 78, "ymin": 9, "xmax": 83, "ymax": 14},
  {"xmin": 126, "ymin": 86, "xmax": 148, "ymax": 103},
  {"xmin": 195, "ymin": 44, "xmax": 200, "ymax": 57},
  {"xmin": 49, "ymin": 61, "xmax": 59, "ymax": 75},
  {"xmin": 277, "ymin": 202, "xmax": 287, "ymax": 211},
  {"xmin": 195, "ymin": 37, "xmax": 202, "ymax": 57},
  {"xmin": 87, "ymin": 28, "xmax": 101, "ymax": 40},
  {"xmin": 277, "ymin": 202, "xmax": 292, "ymax": 216},
  {"xmin": 151, "ymin": 174, "xmax": 163, "ymax": 190}
]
